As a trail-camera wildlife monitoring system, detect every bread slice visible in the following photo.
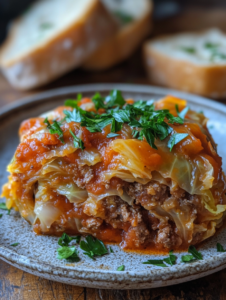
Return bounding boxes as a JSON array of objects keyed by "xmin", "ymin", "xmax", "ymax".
[
  {"xmin": 83, "ymin": 0, "xmax": 153, "ymax": 71},
  {"xmin": 0, "ymin": 0, "xmax": 118, "ymax": 90},
  {"xmin": 143, "ymin": 29, "xmax": 226, "ymax": 99}
]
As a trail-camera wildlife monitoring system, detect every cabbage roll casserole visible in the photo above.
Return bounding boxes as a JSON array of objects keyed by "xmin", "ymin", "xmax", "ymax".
[{"xmin": 2, "ymin": 91, "xmax": 226, "ymax": 251}]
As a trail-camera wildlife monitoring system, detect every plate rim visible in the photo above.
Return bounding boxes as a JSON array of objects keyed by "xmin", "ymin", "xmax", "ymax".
[{"xmin": 1, "ymin": 83, "xmax": 226, "ymax": 289}]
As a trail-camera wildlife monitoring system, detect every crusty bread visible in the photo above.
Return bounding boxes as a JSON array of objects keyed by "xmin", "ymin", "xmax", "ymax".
[
  {"xmin": 83, "ymin": 0, "xmax": 153, "ymax": 71},
  {"xmin": 0, "ymin": 0, "xmax": 117, "ymax": 90},
  {"xmin": 143, "ymin": 29, "xmax": 226, "ymax": 99}
]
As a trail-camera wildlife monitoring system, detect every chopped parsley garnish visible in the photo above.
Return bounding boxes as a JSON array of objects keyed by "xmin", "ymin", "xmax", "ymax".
[
  {"xmin": 107, "ymin": 133, "xmax": 121, "ymax": 138},
  {"xmin": 0, "ymin": 203, "xmax": 8, "ymax": 210},
  {"xmin": 0, "ymin": 203, "xmax": 11, "ymax": 215},
  {"xmin": 0, "ymin": 214, "xmax": 2, "ymax": 218},
  {"xmin": 69, "ymin": 129, "xmax": 85, "ymax": 150},
  {"xmin": 40, "ymin": 22, "xmax": 53, "ymax": 30},
  {"xmin": 114, "ymin": 10, "xmax": 134, "ymax": 24},
  {"xmin": 175, "ymin": 104, "xmax": 190, "ymax": 120},
  {"xmin": 57, "ymin": 246, "xmax": 79, "ymax": 262},
  {"xmin": 117, "ymin": 265, "xmax": 125, "ymax": 271},
  {"xmin": 143, "ymin": 259, "xmax": 167, "ymax": 267},
  {"xmin": 167, "ymin": 133, "xmax": 188, "ymax": 152},
  {"xmin": 217, "ymin": 243, "xmax": 226, "ymax": 252},
  {"xmin": 80, "ymin": 236, "xmax": 108, "ymax": 260},
  {"xmin": 181, "ymin": 254, "xmax": 195, "ymax": 263},
  {"xmin": 188, "ymin": 245, "xmax": 203, "ymax": 260},
  {"xmin": 64, "ymin": 90, "xmax": 187, "ymax": 150},
  {"xmin": 10, "ymin": 243, "xmax": 19, "ymax": 247},
  {"xmin": 163, "ymin": 250, "xmax": 177, "ymax": 266},
  {"xmin": 143, "ymin": 251, "xmax": 177, "ymax": 267},
  {"xmin": 204, "ymin": 42, "xmax": 219, "ymax": 49},
  {"xmin": 58, "ymin": 233, "xmax": 81, "ymax": 247},
  {"xmin": 109, "ymin": 246, "xmax": 114, "ymax": 253},
  {"xmin": 181, "ymin": 245, "xmax": 203, "ymax": 263},
  {"xmin": 180, "ymin": 47, "xmax": 196, "ymax": 54},
  {"xmin": 57, "ymin": 233, "xmax": 81, "ymax": 262},
  {"xmin": 65, "ymin": 94, "xmax": 83, "ymax": 108},
  {"xmin": 44, "ymin": 118, "xmax": 64, "ymax": 143}
]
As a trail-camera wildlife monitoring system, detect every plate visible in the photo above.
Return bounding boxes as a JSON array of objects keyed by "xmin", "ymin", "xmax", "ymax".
[{"xmin": 1, "ymin": 84, "xmax": 226, "ymax": 289}]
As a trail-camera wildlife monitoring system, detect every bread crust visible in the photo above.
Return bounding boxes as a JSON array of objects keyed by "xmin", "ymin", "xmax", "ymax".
[
  {"xmin": 143, "ymin": 37, "xmax": 226, "ymax": 99},
  {"xmin": 0, "ymin": 0, "xmax": 118, "ymax": 90},
  {"xmin": 83, "ymin": 0, "xmax": 153, "ymax": 71}
]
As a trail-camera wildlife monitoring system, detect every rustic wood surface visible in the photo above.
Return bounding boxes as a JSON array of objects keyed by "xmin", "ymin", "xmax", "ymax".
[{"xmin": 1, "ymin": 8, "xmax": 226, "ymax": 299}]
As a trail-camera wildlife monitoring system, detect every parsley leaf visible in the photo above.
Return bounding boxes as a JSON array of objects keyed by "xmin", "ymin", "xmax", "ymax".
[
  {"xmin": 143, "ymin": 259, "xmax": 167, "ymax": 267},
  {"xmin": 58, "ymin": 233, "xmax": 81, "ymax": 247},
  {"xmin": 109, "ymin": 247, "xmax": 114, "ymax": 253},
  {"xmin": 57, "ymin": 246, "xmax": 79, "ymax": 262},
  {"xmin": 0, "ymin": 203, "xmax": 10, "ymax": 215},
  {"xmin": 175, "ymin": 104, "xmax": 190, "ymax": 120},
  {"xmin": 107, "ymin": 133, "xmax": 121, "ymax": 138},
  {"xmin": 64, "ymin": 94, "xmax": 82, "ymax": 108},
  {"xmin": 117, "ymin": 265, "xmax": 125, "ymax": 271},
  {"xmin": 217, "ymin": 243, "xmax": 226, "ymax": 252},
  {"xmin": 204, "ymin": 42, "xmax": 219, "ymax": 49},
  {"xmin": 80, "ymin": 236, "xmax": 108, "ymax": 260},
  {"xmin": 10, "ymin": 243, "xmax": 19, "ymax": 247},
  {"xmin": 188, "ymin": 245, "xmax": 203, "ymax": 260},
  {"xmin": 114, "ymin": 10, "xmax": 133, "ymax": 24},
  {"xmin": 181, "ymin": 254, "xmax": 196, "ymax": 263},
  {"xmin": 105, "ymin": 90, "xmax": 126, "ymax": 108},
  {"xmin": 180, "ymin": 47, "xmax": 196, "ymax": 54},
  {"xmin": 92, "ymin": 93, "xmax": 106, "ymax": 110},
  {"xmin": 69, "ymin": 129, "xmax": 85, "ymax": 150},
  {"xmin": 0, "ymin": 203, "xmax": 8, "ymax": 210},
  {"xmin": 44, "ymin": 118, "xmax": 64, "ymax": 143},
  {"xmin": 167, "ymin": 133, "xmax": 189, "ymax": 151},
  {"xmin": 163, "ymin": 250, "xmax": 177, "ymax": 266},
  {"xmin": 64, "ymin": 109, "xmax": 83, "ymax": 123},
  {"xmin": 0, "ymin": 214, "xmax": 2, "ymax": 218}
]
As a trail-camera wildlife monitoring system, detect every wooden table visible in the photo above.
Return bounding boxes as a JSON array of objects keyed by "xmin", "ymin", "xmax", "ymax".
[{"xmin": 1, "ymin": 10, "xmax": 226, "ymax": 298}]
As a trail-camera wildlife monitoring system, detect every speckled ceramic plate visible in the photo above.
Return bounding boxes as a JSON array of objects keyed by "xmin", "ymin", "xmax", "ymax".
[{"xmin": 1, "ymin": 84, "xmax": 226, "ymax": 289}]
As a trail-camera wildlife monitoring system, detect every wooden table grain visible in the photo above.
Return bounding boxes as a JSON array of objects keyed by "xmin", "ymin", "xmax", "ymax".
[{"xmin": 1, "ymin": 10, "xmax": 226, "ymax": 298}]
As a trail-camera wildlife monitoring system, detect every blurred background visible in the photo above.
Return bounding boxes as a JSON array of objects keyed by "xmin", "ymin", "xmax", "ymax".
[{"xmin": 1, "ymin": 0, "xmax": 226, "ymax": 103}]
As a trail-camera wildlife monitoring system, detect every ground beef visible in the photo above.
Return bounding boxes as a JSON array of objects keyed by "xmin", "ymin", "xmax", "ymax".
[{"xmin": 82, "ymin": 179, "xmax": 203, "ymax": 249}]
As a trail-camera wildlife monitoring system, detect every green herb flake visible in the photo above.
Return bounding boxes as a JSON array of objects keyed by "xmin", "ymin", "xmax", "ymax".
[
  {"xmin": 107, "ymin": 133, "xmax": 121, "ymax": 138},
  {"xmin": 181, "ymin": 254, "xmax": 196, "ymax": 263},
  {"xmin": 69, "ymin": 129, "xmax": 85, "ymax": 150},
  {"xmin": 188, "ymin": 245, "xmax": 203, "ymax": 260},
  {"xmin": 143, "ymin": 259, "xmax": 167, "ymax": 267},
  {"xmin": 80, "ymin": 236, "xmax": 108, "ymax": 260},
  {"xmin": 0, "ymin": 214, "xmax": 2, "ymax": 218},
  {"xmin": 65, "ymin": 94, "xmax": 82, "ymax": 108},
  {"xmin": 180, "ymin": 47, "xmax": 196, "ymax": 54},
  {"xmin": 10, "ymin": 243, "xmax": 19, "ymax": 247},
  {"xmin": 167, "ymin": 133, "xmax": 188, "ymax": 151},
  {"xmin": 109, "ymin": 247, "xmax": 114, "ymax": 253},
  {"xmin": 175, "ymin": 104, "xmax": 190, "ymax": 120},
  {"xmin": 57, "ymin": 246, "xmax": 79, "ymax": 262},
  {"xmin": 40, "ymin": 22, "xmax": 53, "ymax": 30},
  {"xmin": 163, "ymin": 250, "xmax": 177, "ymax": 266},
  {"xmin": 117, "ymin": 265, "xmax": 125, "ymax": 271},
  {"xmin": 58, "ymin": 233, "xmax": 81, "ymax": 247},
  {"xmin": 114, "ymin": 11, "xmax": 134, "ymax": 25},
  {"xmin": 44, "ymin": 118, "xmax": 64, "ymax": 143},
  {"xmin": 7, "ymin": 209, "xmax": 11, "ymax": 215},
  {"xmin": 204, "ymin": 42, "xmax": 219, "ymax": 49},
  {"xmin": 217, "ymin": 243, "xmax": 226, "ymax": 252},
  {"xmin": 0, "ymin": 203, "xmax": 8, "ymax": 210}
]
